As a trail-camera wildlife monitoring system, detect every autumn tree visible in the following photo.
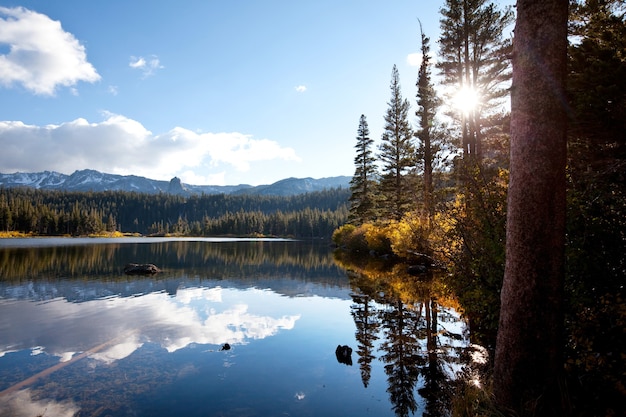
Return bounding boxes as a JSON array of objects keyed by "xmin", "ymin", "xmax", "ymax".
[
  {"xmin": 349, "ymin": 114, "xmax": 378, "ymax": 225},
  {"xmin": 378, "ymin": 65, "xmax": 414, "ymax": 221},
  {"xmin": 493, "ymin": 1, "xmax": 569, "ymax": 415}
]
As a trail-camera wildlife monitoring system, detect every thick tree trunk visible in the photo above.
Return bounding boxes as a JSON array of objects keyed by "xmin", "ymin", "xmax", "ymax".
[{"xmin": 493, "ymin": 1, "xmax": 568, "ymax": 415}]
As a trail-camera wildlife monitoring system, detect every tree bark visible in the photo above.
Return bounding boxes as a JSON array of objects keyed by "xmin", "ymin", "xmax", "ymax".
[{"xmin": 493, "ymin": 1, "xmax": 568, "ymax": 415}]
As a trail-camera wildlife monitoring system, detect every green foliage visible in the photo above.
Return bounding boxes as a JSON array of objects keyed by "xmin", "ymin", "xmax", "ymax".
[
  {"xmin": 349, "ymin": 114, "xmax": 378, "ymax": 225},
  {"xmin": 563, "ymin": 2, "xmax": 626, "ymax": 413},
  {"xmin": 378, "ymin": 65, "xmax": 415, "ymax": 221},
  {"xmin": 0, "ymin": 187, "xmax": 349, "ymax": 238},
  {"xmin": 438, "ymin": 0, "xmax": 513, "ymax": 159},
  {"xmin": 442, "ymin": 165, "xmax": 508, "ymax": 349},
  {"xmin": 569, "ymin": 0, "xmax": 626, "ymax": 155},
  {"xmin": 335, "ymin": 1, "xmax": 624, "ymax": 412}
]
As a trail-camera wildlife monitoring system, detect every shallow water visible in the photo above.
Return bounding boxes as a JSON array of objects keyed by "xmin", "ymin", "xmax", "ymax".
[{"xmin": 0, "ymin": 238, "xmax": 468, "ymax": 417}]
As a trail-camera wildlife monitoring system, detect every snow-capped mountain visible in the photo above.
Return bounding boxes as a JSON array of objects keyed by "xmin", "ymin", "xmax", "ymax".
[{"xmin": 0, "ymin": 169, "xmax": 351, "ymax": 196}]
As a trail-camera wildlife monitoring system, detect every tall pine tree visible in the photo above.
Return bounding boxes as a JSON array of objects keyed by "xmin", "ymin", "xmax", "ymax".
[
  {"xmin": 349, "ymin": 114, "xmax": 378, "ymax": 225},
  {"xmin": 378, "ymin": 65, "xmax": 414, "ymax": 221},
  {"xmin": 493, "ymin": 0, "xmax": 568, "ymax": 413},
  {"xmin": 415, "ymin": 23, "xmax": 443, "ymax": 221},
  {"xmin": 438, "ymin": 0, "xmax": 513, "ymax": 160}
]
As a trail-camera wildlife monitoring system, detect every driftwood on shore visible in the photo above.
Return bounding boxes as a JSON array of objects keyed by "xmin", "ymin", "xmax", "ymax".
[{"xmin": 123, "ymin": 263, "xmax": 161, "ymax": 275}]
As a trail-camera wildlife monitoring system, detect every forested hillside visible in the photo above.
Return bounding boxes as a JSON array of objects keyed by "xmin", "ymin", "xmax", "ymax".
[{"xmin": 0, "ymin": 187, "xmax": 349, "ymax": 238}]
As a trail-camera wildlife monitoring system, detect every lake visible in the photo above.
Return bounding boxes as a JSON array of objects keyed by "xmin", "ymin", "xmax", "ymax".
[{"xmin": 0, "ymin": 238, "xmax": 470, "ymax": 417}]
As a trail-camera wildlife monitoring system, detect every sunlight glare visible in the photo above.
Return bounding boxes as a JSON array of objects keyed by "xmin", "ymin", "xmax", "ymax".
[{"xmin": 453, "ymin": 86, "xmax": 480, "ymax": 114}]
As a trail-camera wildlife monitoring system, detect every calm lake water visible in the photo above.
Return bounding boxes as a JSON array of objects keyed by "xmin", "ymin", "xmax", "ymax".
[{"xmin": 0, "ymin": 238, "xmax": 470, "ymax": 417}]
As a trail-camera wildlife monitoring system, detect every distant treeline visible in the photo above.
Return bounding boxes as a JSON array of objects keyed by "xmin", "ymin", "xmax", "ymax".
[{"xmin": 0, "ymin": 187, "xmax": 349, "ymax": 238}]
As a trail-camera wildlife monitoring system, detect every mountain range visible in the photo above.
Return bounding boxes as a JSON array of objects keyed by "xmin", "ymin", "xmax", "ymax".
[{"xmin": 0, "ymin": 169, "xmax": 351, "ymax": 196}]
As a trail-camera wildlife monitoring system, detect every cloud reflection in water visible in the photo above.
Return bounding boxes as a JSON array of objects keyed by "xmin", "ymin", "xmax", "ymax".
[
  {"xmin": 0, "ymin": 286, "xmax": 300, "ymax": 363},
  {"xmin": 0, "ymin": 389, "xmax": 79, "ymax": 417}
]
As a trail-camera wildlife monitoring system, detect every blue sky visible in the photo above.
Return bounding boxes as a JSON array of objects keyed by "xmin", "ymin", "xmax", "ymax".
[{"xmin": 0, "ymin": 1, "xmax": 513, "ymax": 186}]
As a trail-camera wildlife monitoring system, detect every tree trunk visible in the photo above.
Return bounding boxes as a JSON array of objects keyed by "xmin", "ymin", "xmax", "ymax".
[
  {"xmin": 493, "ymin": 1, "xmax": 568, "ymax": 415},
  {"xmin": 423, "ymin": 141, "xmax": 433, "ymax": 222}
]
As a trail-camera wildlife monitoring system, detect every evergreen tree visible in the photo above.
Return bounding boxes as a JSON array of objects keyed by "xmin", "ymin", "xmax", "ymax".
[
  {"xmin": 438, "ymin": 0, "xmax": 513, "ymax": 160},
  {"xmin": 568, "ymin": 0, "xmax": 626, "ymax": 159},
  {"xmin": 564, "ymin": 2, "xmax": 626, "ymax": 412},
  {"xmin": 415, "ymin": 23, "xmax": 443, "ymax": 221},
  {"xmin": 378, "ymin": 65, "xmax": 415, "ymax": 221},
  {"xmin": 349, "ymin": 114, "xmax": 378, "ymax": 225}
]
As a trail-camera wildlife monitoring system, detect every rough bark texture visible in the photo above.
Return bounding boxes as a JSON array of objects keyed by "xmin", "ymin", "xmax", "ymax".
[{"xmin": 493, "ymin": 1, "xmax": 568, "ymax": 415}]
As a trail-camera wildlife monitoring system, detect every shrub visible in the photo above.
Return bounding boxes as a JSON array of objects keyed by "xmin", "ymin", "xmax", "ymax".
[
  {"xmin": 363, "ymin": 223, "xmax": 393, "ymax": 254},
  {"xmin": 332, "ymin": 224, "xmax": 356, "ymax": 247}
]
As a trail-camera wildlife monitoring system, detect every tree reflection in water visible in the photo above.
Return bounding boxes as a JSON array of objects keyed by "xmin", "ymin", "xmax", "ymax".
[{"xmin": 342, "ymin": 254, "xmax": 466, "ymax": 417}]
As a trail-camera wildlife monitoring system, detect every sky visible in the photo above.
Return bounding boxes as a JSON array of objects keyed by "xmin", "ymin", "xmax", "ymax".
[{"xmin": 0, "ymin": 1, "xmax": 514, "ymax": 186}]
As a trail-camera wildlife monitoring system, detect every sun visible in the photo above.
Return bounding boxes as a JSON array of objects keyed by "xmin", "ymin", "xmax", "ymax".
[{"xmin": 453, "ymin": 86, "xmax": 481, "ymax": 115}]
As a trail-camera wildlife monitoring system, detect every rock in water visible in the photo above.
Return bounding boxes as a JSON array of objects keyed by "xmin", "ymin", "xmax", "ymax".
[
  {"xmin": 335, "ymin": 345, "xmax": 353, "ymax": 366},
  {"xmin": 123, "ymin": 263, "xmax": 161, "ymax": 275}
]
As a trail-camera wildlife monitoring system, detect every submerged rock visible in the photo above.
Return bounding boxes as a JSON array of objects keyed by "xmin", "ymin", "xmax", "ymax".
[{"xmin": 123, "ymin": 263, "xmax": 161, "ymax": 275}]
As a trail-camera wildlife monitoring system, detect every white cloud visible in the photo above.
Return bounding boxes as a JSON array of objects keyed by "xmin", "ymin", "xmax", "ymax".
[
  {"xmin": 178, "ymin": 170, "xmax": 226, "ymax": 186},
  {"xmin": 129, "ymin": 56, "xmax": 146, "ymax": 69},
  {"xmin": 107, "ymin": 85, "xmax": 118, "ymax": 95},
  {"xmin": 129, "ymin": 55, "xmax": 163, "ymax": 78},
  {"xmin": 295, "ymin": 85, "xmax": 307, "ymax": 93},
  {"xmin": 406, "ymin": 52, "xmax": 423, "ymax": 67},
  {"xmin": 0, "ymin": 7, "xmax": 100, "ymax": 95},
  {"xmin": 0, "ymin": 114, "xmax": 301, "ymax": 183}
]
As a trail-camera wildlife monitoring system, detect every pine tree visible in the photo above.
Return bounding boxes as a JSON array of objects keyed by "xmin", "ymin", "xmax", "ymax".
[
  {"xmin": 415, "ymin": 23, "xmax": 443, "ymax": 221},
  {"xmin": 438, "ymin": 0, "xmax": 513, "ymax": 160},
  {"xmin": 568, "ymin": 0, "xmax": 626, "ymax": 158},
  {"xmin": 378, "ymin": 65, "xmax": 414, "ymax": 221},
  {"xmin": 349, "ymin": 115, "xmax": 378, "ymax": 225}
]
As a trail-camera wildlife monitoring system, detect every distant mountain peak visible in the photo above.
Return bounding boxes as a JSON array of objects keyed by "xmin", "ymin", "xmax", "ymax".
[
  {"xmin": 0, "ymin": 170, "xmax": 350, "ymax": 196},
  {"xmin": 167, "ymin": 177, "xmax": 187, "ymax": 195}
]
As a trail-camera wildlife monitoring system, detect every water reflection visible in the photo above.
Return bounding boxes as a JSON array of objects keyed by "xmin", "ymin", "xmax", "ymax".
[
  {"xmin": 0, "ymin": 238, "xmax": 341, "ymax": 283},
  {"xmin": 341, "ymin": 254, "xmax": 467, "ymax": 417},
  {"xmin": 2, "ymin": 390, "xmax": 78, "ymax": 417},
  {"xmin": 0, "ymin": 239, "xmax": 470, "ymax": 417},
  {"xmin": 0, "ymin": 239, "xmax": 346, "ymax": 302},
  {"xmin": 0, "ymin": 287, "xmax": 300, "ymax": 362}
]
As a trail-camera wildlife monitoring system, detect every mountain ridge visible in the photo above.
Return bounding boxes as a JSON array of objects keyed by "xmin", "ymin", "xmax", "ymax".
[{"xmin": 0, "ymin": 169, "xmax": 351, "ymax": 197}]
